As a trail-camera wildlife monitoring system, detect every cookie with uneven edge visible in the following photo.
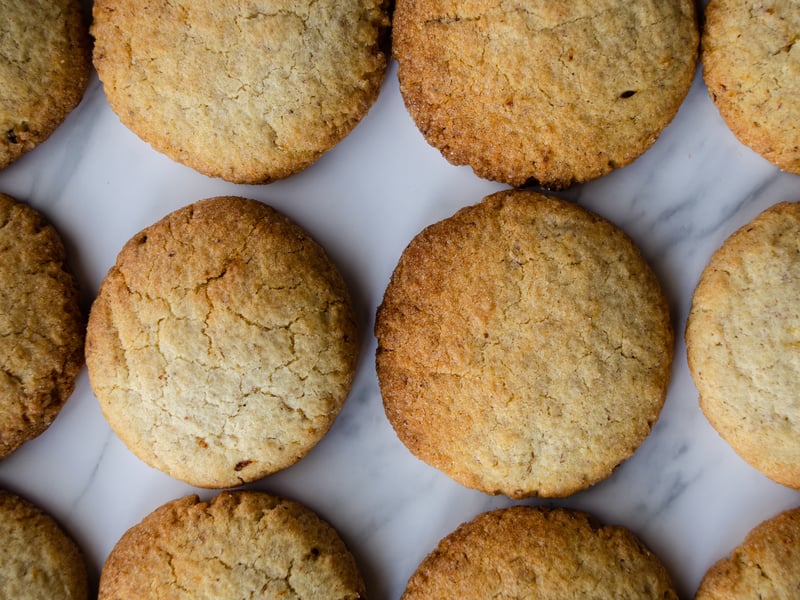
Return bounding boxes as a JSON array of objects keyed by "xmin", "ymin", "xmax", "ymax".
[
  {"xmin": 0, "ymin": 490, "xmax": 88, "ymax": 599},
  {"xmin": 0, "ymin": 0, "xmax": 90, "ymax": 169},
  {"xmin": 99, "ymin": 491, "xmax": 366, "ymax": 599},
  {"xmin": 402, "ymin": 506, "xmax": 677, "ymax": 599},
  {"xmin": 393, "ymin": 0, "xmax": 698, "ymax": 189},
  {"xmin": 91, "ymin": 0, "xmax": 389, "ymax": 184},
  {"xmin": 85, "ymin": 197, "xmax": 358, "ymax": 488},
  {"xmin": 695, "ymin": 507, "xmax": 800, "ymax": 599},
  {"xmin": 375, "ymin": 190, "xmax": 673, "ymax": 498},
  {"xmin": 703, "ymin": 0, "xmax": 800, "ymax": 174},
  {"xmin": 0, "ymin": 194, "xmax": 84, "ymax": 459},
  {"xmin": 686, "ymin": 201, "xmax": 800, "ymax": 489}
]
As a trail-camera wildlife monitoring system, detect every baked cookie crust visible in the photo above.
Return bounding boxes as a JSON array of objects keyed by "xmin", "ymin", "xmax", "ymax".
[
  {"xmin": 393, "ymin": 0, "xmax": 698, "ymax": 188},
  {"xmin": 99, "ymin": 491, "xmax": 366, "ymax": 599},
  {"xmin": 703, "ymin": 0, "xmax": 800, "ymax": 174},
  {"xmin": 375, "ymin": 190, "xmax": 673, "ymax": 498},
  {"xmin": 86, "ymin": 197, "xmax": 358, "ymax": 488},
  {"xmin": 686, "ymin": 201, "xmax": 800, "ymax": 489},
  {"xmin": 0, "ymin": 194, "xmax": 84, "ymax": 458},
  {"xmin": 0, "ymin": 0, "xmax": 90, "ymax": 169},
  {"xmin": 0, "ymin": 490, "xmax": 88, "ymax": 600},
  {"xmin": 92, "ymin": 0, "xmax": 389, "ymax": 183},
  {"xmin": 696, "ymin": 507, "xmax": 800, "ymax": 599},
  {"xmin": 402, "ymin": 506, "xmax": 677, "ymax": 599}
]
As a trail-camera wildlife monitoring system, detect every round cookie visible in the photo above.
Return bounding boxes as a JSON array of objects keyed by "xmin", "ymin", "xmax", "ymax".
[
  {"xmin": 85, "ymin": 197, "xmax": 358, "ymax": 488},
  {"xmin": 403, "ymin": 506, "xmax": 677, "ymax": 598},
  {"xmin": 0, "ymin": 194, "xmax": 84, "ymax": 458},
  {"xmin": 393, "ymin": 0, "xmax": 698, "ymax": 189},
  {"xmin": 686, "ymin": 201, "xmax": 800, "ymax": 488},
  {"xmin": 375, "ymin": 190, "xmax": 673, "ymax": 498},
  {"xmin": 91, "ymin": 0, "xmax": 389, "ymax": 184},
  {"xmin": 99, "ymin": 491, "xmax": 366, "ymax": 599},
  {"xmin": 695, "ymin": 507, "xmax": 800, "ymax": 599},
  {"xmin": 0, "ymin": 0, "xmax": 90, "ymax": 169},
  {"xmin": 0, "ymin": 490, "xmax": 88, "ymax": 599},
  {"xmin": 703, "ymin": 0, "xmax": 800, "ymax": 174}
]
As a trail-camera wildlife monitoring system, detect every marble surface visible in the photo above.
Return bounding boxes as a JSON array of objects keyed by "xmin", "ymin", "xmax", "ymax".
[{"xmin": 1, "ymin": 14, "xmax": 799, "ymax": 599}]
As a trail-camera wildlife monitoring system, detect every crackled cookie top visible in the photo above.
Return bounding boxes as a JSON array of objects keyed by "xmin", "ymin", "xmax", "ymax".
[
  {"xmin": 0, "ymin": 0, "xmax": 90, "ymax": 168},
  {"xmin": 696, "ymin": 507, "xmax": 800, "ymax": 599},
  {"xmin": 92, "ymin": 0, "xmax": 389, "ymax": 183},
  {"xmin": 686, "ymin": 201, "xmax": 800, "ymax": 489},
  {"xmin": 0, "ymin": 490, "xmax": 88, "ymax": 599},
  {"xmin": 703, "ymin": 0, "xmax": 800, "ymax": 174},
  {"xmin": 99, "ymin": 491, "xmax": 366, "ymax": 599},
  {"xmin": 393, "ymin": 0, "xmax": 698, "ymax": 188},
  {"xmin": 86, "ymin": 197, "xmax": 358, "ymax": 488},
  {"xmin": 375, "ymin": 190, "xmax": 673, "ymax": 498},
  {"xmin": 402, "ymin": 506, "xmax": 677, "ymax": 599},
  {"xmin": 0, "ymin": 194, "xmax": 84, "ymax": 459}
]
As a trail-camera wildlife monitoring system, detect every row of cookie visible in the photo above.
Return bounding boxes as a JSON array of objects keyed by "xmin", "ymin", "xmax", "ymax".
[
  {"xmin": 3, "ymin": 485, "xmax": 798, "ymax": 597},
  {"xmin": 5, "ymin": 1, "xmax": 796, "ymax": 189}
]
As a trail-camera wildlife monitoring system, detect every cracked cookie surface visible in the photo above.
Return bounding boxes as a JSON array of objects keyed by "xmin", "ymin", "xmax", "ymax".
[
  {"xmin": 695, "ymin": 507, "xmax": 800, "ymax": 598},
  {"xmin": 402, "ymin": 506, "xmax": 677, "ymax": 598},
  {"xmin": 686, "ymin": 201, "xmax": 800, "ymax": 489},
  {"xmin": 0, "ymin": 194, "xmax": 84, "ymax": 458},
  {"xmin": 375, "ymin": 190, "xmax": 673, "ymax": 498},
  {"xmin": 703, "ymin": 0, "xmax": 800, "ymax": 174},
  {"xmin": 86, "ymin": 197, "xmax": 358, "ymax": 488},
  {"xmin": 91, "ymin": 0, "xmax": 389, "ymax": 183},
  {"xmin": 99, "ymin": 491, "xmax": 366, "ymax": 599},
  {"xmin": 0, "ymin": 490, "xmax": 88, "ymax": 599},
  {"xmin": 0, "ymin": 0, "xmax": 90, "ymax": 169},
  {"xmin": 392, "ymin": 0, "xmax": 698, "ymax": 188}
]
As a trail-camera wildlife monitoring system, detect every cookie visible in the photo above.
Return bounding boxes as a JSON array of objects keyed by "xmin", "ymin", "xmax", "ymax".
[
  {"xmin": 375, "ymin": 190, "xmax": 673, "ymax": 498},
  {"xmin": 695, "ymin": 507, "xmax": 800, "ymax": 599},
  {"xmin": 403, "ymin": 506, "xmax": 677, "ymax": 598},
  {"xmin": 703, "ymin": 0, "xmax": 800, "ymax": 174},
  {"xmin": 0, "ymin": 489, "xmax": 88, "ymax": 599},
  {"xmin": 0, "ymin": 0, "xmax": 90, "ymax": 169},
  {"xmin": 0, "ymin": 194, "xmax": 84, "ymax": 458},
  {"xmin": 393, "ymin": 0, "xmax": 698, "ymax": 189},
  {"xmin": 85, "ymin": 197, "xmax": 358, "ymax": 488},
  {"xmin": 686, "ymin": 201, "xmax": 800, "ymax": 489},
  {"xmin": 99, "ymin": 491, "xmax": 366, "ymax": 599},
  {"xmin": 91, "ymin": 0, "xmax": 389, "ymax": 184}
]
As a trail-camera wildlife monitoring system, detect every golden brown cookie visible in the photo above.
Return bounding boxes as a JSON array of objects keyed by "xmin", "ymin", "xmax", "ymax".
[
  {"xmin": 703, "ymin": 0, "xmax": 800, "ymax": 174},
  {"xmin": 403, "ymin": 506, "xmax": 677, "ymax": 599},
  {"xmin": 0, "ymin": 0, "xmax": 90, "ymax": 169},
  {"xmin": 695, "ymin": 507, "xmax": 800, "ymax": 599},
  {"xmin": 85, "ymin": 197, "xmax": 358, "ymax": 488},
  {"xmin": 375, "ymin": 190, "xmax": 673, "ymax": 498},
  {"xmin": 393, "ymin": 0, "xmax": 698, "ymax": 189},
  {"xmin": 91, "ymin": 0, "xmax": 389, "ymax": 184},
  {"xmin": 99, "ymin": 491, "xmax": 366, "ymax": 599},
  {"xmin": 0, "ymin": 489, "xmax": 88, "ymax": 599},
  {"xmin": 0, "ymin": 193, "xmax": 84, "ymax": 458},
  {"xmin": 686, "ymin": 201, "xmax": 800, "ymax": 489}
]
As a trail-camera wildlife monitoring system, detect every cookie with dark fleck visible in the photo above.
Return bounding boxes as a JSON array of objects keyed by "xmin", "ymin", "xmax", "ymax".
[
  {"xmin": 393, "ymin": 0, "xmax": 698, "ymax": 188},
  {"xmin": 375, "ymin": 190, "xmax": 673, "ymax": 498},
  {"xmin": 695, "ymin": 507, "xmax": 800, "ymax": 599},
  {"xmin": 85, "ymin": 197, "xmax": 358, "ymax": 488},
  {"xmin": 686, "ymin": 201, "xmax": 800, "ymax": 489},
  {"xmin": 703, "ymin": 0, "xmax": 800, "ymax": 174},
  {"xmin": 92, "ymin": 0, "xmax": 389, "ymax": 183},
  {"xmin": 403, "ymin": 506, "xmax": 677, "ymax": 598},
  {"xmin": 0, "ymin": 0, "xmax": 90, "ymax": 169},
  {"xmin": 0, "ymin": 193, "xmax": 84, "ymax": 458},
  {"xmin": 99, "ymin": 491, "xmax": 366, "ymax": 599},
  {"xmin": 0, "ymin": 489, "xmax": 88, "ymax": 599}
]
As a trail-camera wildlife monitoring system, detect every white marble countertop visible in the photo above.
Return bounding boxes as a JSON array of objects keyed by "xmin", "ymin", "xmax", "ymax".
[{"xmin": 1, "ymin": 13, "xmax": 799, "ymax": 599}]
